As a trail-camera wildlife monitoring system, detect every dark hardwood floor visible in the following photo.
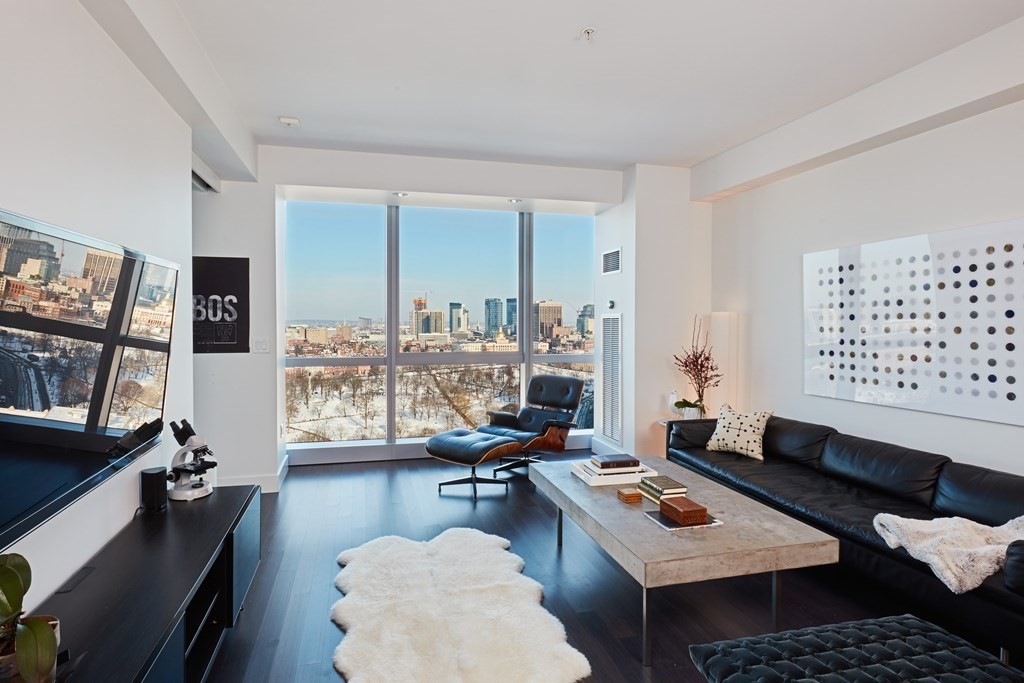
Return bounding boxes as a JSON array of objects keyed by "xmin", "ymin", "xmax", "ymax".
[{"xmin": 210, "ymin": 454, "xmax": 930, "ymax": 682}]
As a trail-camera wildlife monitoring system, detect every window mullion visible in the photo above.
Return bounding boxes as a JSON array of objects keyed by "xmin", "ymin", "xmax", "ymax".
[
  {"xmin": 520, "ymin": 211, "xmax": 534, "ymax": 406},
  {"xmin": 386, "ymin": 205, "xmax": 400, "ymax": 444}
]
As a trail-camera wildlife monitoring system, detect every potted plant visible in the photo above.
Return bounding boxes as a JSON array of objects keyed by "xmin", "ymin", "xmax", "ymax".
[
  {"xmin": 0, "ymin": 553, "xmax": 58, "ymax": 683},
  {"xmin": 672, "ymin": 316, "xmax": 724, "ymax": 418}
]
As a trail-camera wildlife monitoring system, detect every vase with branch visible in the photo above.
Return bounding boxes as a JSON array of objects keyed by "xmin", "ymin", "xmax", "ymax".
[{"xmin": 672, "ymin": 316, "xmax": 724, "ymax": 417}]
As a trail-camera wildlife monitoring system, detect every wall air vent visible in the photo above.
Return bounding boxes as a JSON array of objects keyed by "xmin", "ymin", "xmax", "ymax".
[
  {"xmin": 600, "ymin": 315, "xmax": 622, "ymax": 444},
  {"xmin": 602, "ymin": 248, "xmax": 621, "ymax": 275}
]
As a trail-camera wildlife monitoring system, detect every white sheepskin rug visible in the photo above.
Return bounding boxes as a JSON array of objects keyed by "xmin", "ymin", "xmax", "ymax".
[{"xmin": 331, "ymin": 527, "xmax": 591, "ymax": 682}]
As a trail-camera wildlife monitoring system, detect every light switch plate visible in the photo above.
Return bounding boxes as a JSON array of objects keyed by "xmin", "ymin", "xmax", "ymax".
[{"xmin": 253, "ymin": 337, "xmax": 269, "ymax": 353}]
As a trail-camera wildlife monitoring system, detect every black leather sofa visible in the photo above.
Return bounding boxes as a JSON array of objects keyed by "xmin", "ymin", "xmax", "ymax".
[{"xmin": 666, "ymin": 416, "xmax": 1024, "ymax": 655}]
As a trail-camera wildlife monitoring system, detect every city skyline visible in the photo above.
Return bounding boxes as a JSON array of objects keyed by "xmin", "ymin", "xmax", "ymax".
[{"xmin": 285, "ymin": 202, "xmax": 595, "ymax": 327}]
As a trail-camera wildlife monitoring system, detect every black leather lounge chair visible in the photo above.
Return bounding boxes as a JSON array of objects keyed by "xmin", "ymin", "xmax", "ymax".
[
  {"xmin": 423, "ymin": 375, "xmax": 586, "ymax": 498},
  {"xmin": 477, "ymin": 374, "xmax": 585, "ymax": 475}
]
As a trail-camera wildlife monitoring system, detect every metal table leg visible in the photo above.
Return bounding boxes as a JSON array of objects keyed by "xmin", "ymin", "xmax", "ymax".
[
  {"xmin": 642, "ymin": 587, "xmax": 652, "ymax": 666},
  {"xmin": 557, "ymin": 508, "xmax": 563, "ymax": 546},
  {"xmin": 772, "ymin": 570, "xmax": 781, "ymax": 632}
]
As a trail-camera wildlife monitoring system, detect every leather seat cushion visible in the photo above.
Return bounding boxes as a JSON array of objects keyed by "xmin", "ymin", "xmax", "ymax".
[
  {"xmin": 669, "ymin": 448, "xmax": 935, "ymax": 552},
  {"xmin": 425, "ymin": 429, "xmax": 521, "ymax": 466},
  {"xmin": 512, "ymin": 406, "xmax": 573, "ymax": 434},
  {"xmin": 688, "ymin": 614, "xmax": 1024, "ymax": 683},
  {"xmin": 1007, "ymin": 541, "xmax": 1024, "ymax": 596},
  {"xmin": 525, "ymin": 375, "xmax": 584, "ymax": 411},
  {"xmin": 819, "ymin": 433, "xmax": 950, "ymax": 507},
  {"xmin": 932, "ymin": 462, "xmax": 1024, "ymax": 526},
  {"xmin": 476, "ymin": 424, "xmax": 541, "ymax": 446}
]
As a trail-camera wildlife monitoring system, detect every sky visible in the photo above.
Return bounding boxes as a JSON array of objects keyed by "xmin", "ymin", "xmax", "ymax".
[{"xmin": 285, "ymin": 202, "xmax": 595, "ymax": 326}]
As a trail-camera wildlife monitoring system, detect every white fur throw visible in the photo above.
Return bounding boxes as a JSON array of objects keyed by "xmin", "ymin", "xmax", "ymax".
[
  {"xmin": 873, "ymin": 513, "xmax": 1024, "ymax": 594},
  {"xmin": 331, "ymin": 527, "xmax": 591, "ymax": 682}
]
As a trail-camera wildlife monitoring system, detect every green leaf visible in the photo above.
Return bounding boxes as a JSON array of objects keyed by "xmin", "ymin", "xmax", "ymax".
[
  {"xmin": 0, "ymin": 554, "xmax": 31, "ymax": 595},
  {"xmin": 0, "ymin": 565, "xmax": 25, "ymax": 618},
  {"xmin": 15, "ymin": 617, "xmax": 57, "ymax": 683}
]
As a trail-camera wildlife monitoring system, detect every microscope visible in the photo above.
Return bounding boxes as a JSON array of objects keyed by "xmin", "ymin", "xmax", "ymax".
[{"xmin": 167, "ymin": 419, "xmax": 218, "ymax": 502}]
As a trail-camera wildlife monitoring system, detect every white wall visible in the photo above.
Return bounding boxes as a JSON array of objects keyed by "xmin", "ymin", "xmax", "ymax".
[
  {"xmin": 192, "ymin": 146, "xmax": 624, "ymax": 487},
  {"xmin": 0, "ymin": 1, "xmax": 192, "ymax": 606},
  {"xmin": 595, "ymin": 165, "xmax": 712, "ymax": 457},
  {"xmin": 711, "ymin": 99, "xmax": 1024, "ymax": 474},
  {"xmin": 192, "ymin": 180, "xmax": 285, "ymax": 490}
]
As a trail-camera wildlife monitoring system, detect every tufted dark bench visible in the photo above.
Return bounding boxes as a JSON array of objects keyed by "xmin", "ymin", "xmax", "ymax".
[{"xmin": 688, "ymin": 614, "xmax": 1024, "ymax": 682}]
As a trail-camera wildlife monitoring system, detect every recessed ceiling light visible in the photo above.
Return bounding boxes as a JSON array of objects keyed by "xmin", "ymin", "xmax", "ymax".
[
  {"xmin": 393, "ymin": 192, "xmax": 409, "ymax": 198},
  {"xmin": 278, "ymin": 116, "xmax": 301, "ymax": 128},
  {"xmin": 508, "ymin": 198, "xmax": 522, "ymax": 204}
]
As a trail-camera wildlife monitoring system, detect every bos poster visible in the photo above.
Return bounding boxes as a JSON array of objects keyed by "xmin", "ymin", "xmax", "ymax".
[{"xmin": 193, "ymin": 256, "xmax": 249, "ymax": 353}]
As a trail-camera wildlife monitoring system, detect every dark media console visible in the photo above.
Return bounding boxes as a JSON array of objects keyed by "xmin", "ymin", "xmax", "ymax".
[{"xmin": 37, "ymin": 485, "xmax": 260, "ymax": 682}]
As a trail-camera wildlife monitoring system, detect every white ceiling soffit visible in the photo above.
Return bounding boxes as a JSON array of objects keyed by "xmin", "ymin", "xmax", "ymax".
[
  {"xmin": 282, "ymin": 185, "xmax": 604, "ymax": 216},
  {"xmin": 174, "ymin": 0, "xmax": 1024, "ymax": 170},
  {"xmin": 81, "ymin": 0, "xmax": 257, "ymax": 182},
  {"xmin": 691, "ymin": 16, "xmax": 1024, "ymax": 201}
]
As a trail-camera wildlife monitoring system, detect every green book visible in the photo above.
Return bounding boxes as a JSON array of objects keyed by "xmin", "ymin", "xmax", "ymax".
[{"xmin": 639, "ymin": 475, "xmax": 687, "ymax": 495}]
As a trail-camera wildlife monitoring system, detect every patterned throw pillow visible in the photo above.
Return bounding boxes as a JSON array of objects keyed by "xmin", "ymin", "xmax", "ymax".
[{"xmin": 706, "ymin": 404, "xmax": 773, "ymax": 460}]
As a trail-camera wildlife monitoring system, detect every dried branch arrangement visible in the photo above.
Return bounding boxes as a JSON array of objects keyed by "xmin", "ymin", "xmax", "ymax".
[{"xmin": 673, "ymin": 316, "xmax": 724, "ymax": 414}]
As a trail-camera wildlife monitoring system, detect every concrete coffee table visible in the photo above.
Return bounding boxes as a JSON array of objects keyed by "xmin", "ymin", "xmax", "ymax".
[{"xmin": 529, "ymin": 456, "xmax": 839, "ymax": 666}]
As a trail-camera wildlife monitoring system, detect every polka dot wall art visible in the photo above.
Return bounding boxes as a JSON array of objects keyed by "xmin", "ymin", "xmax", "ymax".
[{"xmin": 803, "ymin": 217, "xmax": 1023, "ymax": 426}]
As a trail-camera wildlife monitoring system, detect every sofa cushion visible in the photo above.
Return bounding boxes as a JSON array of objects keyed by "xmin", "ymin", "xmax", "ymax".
[
  {"xmin": 762, "ymin": 416, "xmax": 836, "ymax": 468},
  {"xmin": 932, "ymin": 462, "xmax": 1024, "ymax": 526},
  {"xmin": 819, "ymin": 433, "xmax": 950, "ymax": 507},
  {"xmin": 669, "ymin": 448, "xmax": 935, "ymax": 552},
  {"xmin": 706, "ymin": 405, "xmax": 773, "ymax": 460},
  {"xmin": 1007, "ymin": 541, "xmax": 1024, "ymax": 596},
  {"xmin": 668, "ymin": 418, "xmax": 717, "ymax": 450}
]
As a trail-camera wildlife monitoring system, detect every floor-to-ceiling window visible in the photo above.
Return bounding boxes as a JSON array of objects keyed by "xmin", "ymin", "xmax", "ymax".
[
  {"xmin": 531, "ymin": 213, "xmax": 596, "ymax": 429},
  {"xmin": 284, "ymin": 201, "xmax": 594, "ymax": 458}
]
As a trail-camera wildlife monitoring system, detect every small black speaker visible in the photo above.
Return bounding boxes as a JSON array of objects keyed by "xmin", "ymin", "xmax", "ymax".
[{"xmin": 140, "ymin": 467, "xmax": 168, "ymax": 512}]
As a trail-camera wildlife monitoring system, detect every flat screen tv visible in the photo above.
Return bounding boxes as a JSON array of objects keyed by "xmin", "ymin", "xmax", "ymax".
[{"xmin": 0, "ymin": 208, "xmax": 179, "ymax": 548}]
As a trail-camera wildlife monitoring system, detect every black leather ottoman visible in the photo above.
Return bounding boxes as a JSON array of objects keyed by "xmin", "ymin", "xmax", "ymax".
[
  {"xmin": 425, "ymin": 429, "xmax": 522, "ymax": 500},
  {"xmin": 689, "ymin": 614, "xmax": 1023, "ymax": 682}
]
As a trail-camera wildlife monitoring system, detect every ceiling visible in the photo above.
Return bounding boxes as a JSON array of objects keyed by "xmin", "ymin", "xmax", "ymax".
[{"xmin": 175, "ymin": 0, "xmax": 1024, "ymax": 170}]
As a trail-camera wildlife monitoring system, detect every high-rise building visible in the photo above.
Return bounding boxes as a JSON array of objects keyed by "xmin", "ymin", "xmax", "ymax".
[
  {"xmin": 506, "ymin": 298, "xmax": 517, "ymax": 336},
  {"xmin": 357, "ymin": 316, "xmax": 372, "ymax": 329},
  {"xmin": 82, "ymin": 248, "xmax": 123, "ymax": 296},
  {"xmin": 533, "ymin": 300, "xmax": 562, "ymax": 340},
  {"xmin": 412, "ymin": 296, "xmax": 427, "ymax": 311},
  {"xmin": 448, "ymin": 302, "xmax": 468, "ymax": 333},
  {"xmin": 414, "ymin": 309, "xmax": 445, "ymax": 336},
  {"xmin": 484, "ymin": 298, "xmax": 503, "ymax": 338},
  {"xmin": 306, "ymin": 327, "xmax": 329, "ymax": 344},
  {"xmin": 577, "ymin": 303, "xmax": 595, "ymax": 335},
  {"xmin": 1, "ymin": 239, "xmax": 59, "ymax": 280},
  {"xmin": 18, "ymin": 257, "xmax": 60, "ymax": 283}
]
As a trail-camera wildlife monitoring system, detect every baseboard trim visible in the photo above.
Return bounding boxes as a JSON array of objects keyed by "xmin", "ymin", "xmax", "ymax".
[
  {"xmin": 589, "ymin": 436, "xmax": 625, "ymax": 456},
  {"xmin": 288, "ymin": 442, "xmax": 428, "ymax": 465},
  {"xmin": 218, "ymin": 461, "xmax": 288, "ymax": 494}
]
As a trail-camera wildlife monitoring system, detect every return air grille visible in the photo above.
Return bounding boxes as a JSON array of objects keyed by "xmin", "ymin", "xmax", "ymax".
[
  {"xmin": 602, "ymin": 249, "xmax": 621, "ymax": 275},
  {"xmin": 601, "ymin": 315, "xmax": 622, "ymax": 444}
]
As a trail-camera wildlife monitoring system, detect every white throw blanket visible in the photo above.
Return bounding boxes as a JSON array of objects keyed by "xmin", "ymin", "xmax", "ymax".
[{"xmin": 873, "ymin": 513, "xmax": 1024, "ymax": 594}]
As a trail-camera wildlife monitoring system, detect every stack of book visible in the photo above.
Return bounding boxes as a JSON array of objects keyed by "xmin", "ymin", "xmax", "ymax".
[
  {"xmin": 570, "ymin": 454, "xmax": 654, "ymax": 486},
  {"xmin": 637, "ymin": 475, "xmax": 687, "ymax": 504}
]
